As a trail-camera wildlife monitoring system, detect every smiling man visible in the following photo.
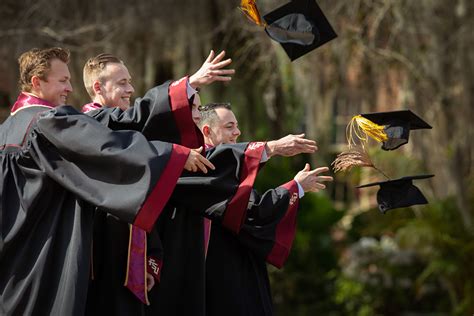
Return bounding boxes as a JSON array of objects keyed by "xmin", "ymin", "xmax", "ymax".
[
  {"xmin": 81, "ymin": 52, "xmax": 248, "ymax": 316},
  {"xmin": 15, "ymin": 48, "xmax": 73, "ymax": 108},
  {"xmin": 82, "ymin": 54, "xmax": 134, "ymax": 111},
  {"xmin": 199, "ymin": 102, "xmax": 241, "ymax": 144},
  {"xmin": 198, "ymin": 102, "xmax": 334, "ymax": 316}
]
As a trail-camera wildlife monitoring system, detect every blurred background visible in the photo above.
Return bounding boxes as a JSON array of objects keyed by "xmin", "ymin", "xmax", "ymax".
[{"xmin": 1, "ymin": 0, "xmax": 473, "ymax": 314}]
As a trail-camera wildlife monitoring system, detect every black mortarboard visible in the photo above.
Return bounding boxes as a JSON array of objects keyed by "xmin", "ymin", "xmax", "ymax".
[
  {"xmin": 263, "ymin": 0, "xmax": 337, "ymax": 61},
  {"xmin": 360, "ymin": 110, "xmax": 432, "ymax": 150},
  {"xmin": 357, "ymin": 174, "xmax": 434, "ymax": 213}
]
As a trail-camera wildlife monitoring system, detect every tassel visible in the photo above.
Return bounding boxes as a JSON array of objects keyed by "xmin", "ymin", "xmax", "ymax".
[
  {"xmin": 332, "ymin": 147, "xmax": 374, "ymax": 173},
  {"xmin": 346, "ymin": 115, "xmax": 388, "ymax": 148},
  {"xmin": 240, "ymin": 0, "xmax": 267, "ymax": 26},
  {"xmin": 332, "ymin": 146, "xmax": 390, "ymax": 179}
]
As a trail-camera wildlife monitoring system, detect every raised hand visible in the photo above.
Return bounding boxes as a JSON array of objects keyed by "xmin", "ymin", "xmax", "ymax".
[
  {"xmin": 265, "ymin": 134, "xmax": 317, "ymax": 158},
  {"xmin": 184, "ymin": 147, "xmax": 216, "ymax": 173},
  {"xmin": 294, "ymin": 163, "xmax": 333, "ymax": 193},
  {"xmin": 189, "ymin": 50, "xmax": 235, "ymax": 89}
]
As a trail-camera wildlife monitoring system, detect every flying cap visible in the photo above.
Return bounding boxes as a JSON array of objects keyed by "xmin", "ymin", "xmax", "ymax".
[
  {"xmin": 360, "ymin": 110, "xmax": 432, "ymax": 150},
  {"xmin": 347, "ymin": 110, "xmax": 432, "ymax": 151},
  {"xmin": 357, "ymin": 174, "xmax": 434, "ymax": 213},
  {"xmin": 263, "ymin": 0, "xmax": 337, "ymax": 61}
]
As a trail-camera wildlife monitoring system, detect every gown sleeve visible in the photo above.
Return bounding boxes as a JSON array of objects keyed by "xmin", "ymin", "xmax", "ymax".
[
  {"xmin": 27, "ymin": 106, "xmax": 190, "ymax": 232},
  {"xmin": 238, "ymin": 180, "xmax": 300, "ymax": 268},
  {"xmin": 172, "ymin": 141, "xmax": 267, "ymax": 234}
]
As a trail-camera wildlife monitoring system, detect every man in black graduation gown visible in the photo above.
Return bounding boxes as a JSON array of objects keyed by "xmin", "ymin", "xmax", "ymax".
[
  {"xmin": 80, "ymin": 51, "xmax": 235, "ymax": 315},
  {"xmin": 0, "ymin": 48, "xmax": 218, "ymax": 316},
  {"xmin": 198, "ymin": 102, "xmax": 333, "ymax": 316},
  {"xmin": 80, "ymin": 51, "xmax": 320, "ymax": 315},
  {"xmin": 144, "ymin": 113, "xmax": 323, "ymax": 315}
]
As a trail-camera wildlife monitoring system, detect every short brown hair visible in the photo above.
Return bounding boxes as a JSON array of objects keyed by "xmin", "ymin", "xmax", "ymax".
[
  {"xmin": 83, "ymin": 53, "xmax": 123, "ymax": 98},
  {"xmin": 18, "ymin": 47, "xmax": 70, "ymax": 92}
]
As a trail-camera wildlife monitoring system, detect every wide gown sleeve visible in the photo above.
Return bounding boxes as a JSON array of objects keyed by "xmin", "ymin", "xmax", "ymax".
[{"xmin": 28, "ymin": 106, "xmax": 190, "ymax": 232}]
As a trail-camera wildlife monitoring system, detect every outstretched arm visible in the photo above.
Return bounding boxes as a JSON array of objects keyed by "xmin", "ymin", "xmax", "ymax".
[
  {"xmin": 30, "ymin": 106, "xmax": 196, "ymax": 232},
  {"xmin": 265, "ymin": 133, "xmax": 317, "ymax": 158}
]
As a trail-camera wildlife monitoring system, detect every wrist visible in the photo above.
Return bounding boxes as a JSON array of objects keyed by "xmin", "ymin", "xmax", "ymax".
[
  {"xmin": 294, "ymin": 179, "xmax": 305, "ymax": 197},
  {"xmin": 265, "ymin": 141, "xmax": 276, "ymax": 158},
  {"xmin": 188, "ymin": 75, "xmax": 199, "ymax": 89}
]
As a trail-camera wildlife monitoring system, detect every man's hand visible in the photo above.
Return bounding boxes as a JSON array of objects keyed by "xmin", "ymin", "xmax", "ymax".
[
  {"xmin": 184, "ymin": 147, "xmax": 216, "ymax": 173},
  {"xmin": 294, "ymin": 163, "xmax": 333, "ymax": 193},
  {"xmin": 146, "ymin": 273, "xmax": 155, "ymax": 292},
  {"xmin": 189, "ymin": 50, "xmax": 235, "ymax": 89},
  {"xmin": 266, "ymin": 134, "xmax": 317, "ymax": 158}
]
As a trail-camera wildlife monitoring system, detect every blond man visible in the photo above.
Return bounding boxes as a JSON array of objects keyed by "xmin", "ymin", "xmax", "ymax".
[{"xmin": 81, "ymin": 51, "xmax": 236, "ymax": 315}]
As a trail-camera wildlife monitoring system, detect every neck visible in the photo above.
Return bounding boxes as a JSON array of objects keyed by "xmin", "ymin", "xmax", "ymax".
[
  {"xmin": 10, "ymin": 92, "xmax": 55, "ymax": 115},
  {"xmin": 92, "ymin": 96, "xmax": 105, "ymax": 106},
  {"xmin": 27, "ymin": 91, "xmax": 40, "ymax": 98},
  {"xmin": 204, "ymin": 136, "xmax": 214, "ymax": 147}
]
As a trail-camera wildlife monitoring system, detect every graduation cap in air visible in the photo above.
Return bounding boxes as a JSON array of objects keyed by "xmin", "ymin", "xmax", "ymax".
[
  {"xmin": 347, "ymin": 110, "xmax": 432, "ymax": 151},
  {"xmin": 239, "ymin": 0, "xmax": 337, "ymax": 61},
  {"xmin": 357, "ymin": 174, "xmax": 434, "ymax": 213}
]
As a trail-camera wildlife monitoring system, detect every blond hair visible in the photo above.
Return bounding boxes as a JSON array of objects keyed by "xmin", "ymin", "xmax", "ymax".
[
  {"xmin": 83, "ymin": 53, "xmax": 123, "ymax": 98},
  {"xmin": 18, "ymin": 47, "xmax": 70, "ymax": 92}
]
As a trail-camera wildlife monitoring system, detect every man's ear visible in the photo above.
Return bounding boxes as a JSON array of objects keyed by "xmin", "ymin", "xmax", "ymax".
[
  {"xmin": 202, "ymin": 125, "xmax": 211, "ymax": 137},
  {"xmin": 31, "ymin": 76, "xmax": 41, "ymax": 90},
  {"xmin": 93, "ymin": 80, "xmax": 102, "ymax": 95}
]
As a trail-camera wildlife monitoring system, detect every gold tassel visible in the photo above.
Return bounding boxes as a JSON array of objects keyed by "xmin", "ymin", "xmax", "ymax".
[
  {"xmin": 346, "ymin": 115, "xmax": 388, "ymax": 148},
  {"xmin": 239, "ymin": 0, "xmax": 267, "ymax": 26}
]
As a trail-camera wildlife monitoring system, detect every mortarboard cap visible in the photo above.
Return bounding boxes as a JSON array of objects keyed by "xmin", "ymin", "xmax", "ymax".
[
  {"xmin": 359, "ymin": 110, "xmax": 432, "ymax": 150},
  {"xmin": 357, "ymin": 174, "xmax": 434, "ymax": 213},
  {"xmin": 263, "ymin": 0, "xmax": 337, "ymax": 61}
]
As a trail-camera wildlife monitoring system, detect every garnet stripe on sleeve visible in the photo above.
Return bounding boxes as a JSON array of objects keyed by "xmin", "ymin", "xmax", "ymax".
[
  {"xmin": 134, "ymin": 144, "xmax": 190, "ymax": 232},
  {"xmin": 266, "ymin": 180, "xmax": 299, "ymax": 269},
  {"xmin": 169, "ymin": 77, "xmax": 203, "ymax": 148},
  {"xmin": 222, "ymin": 142, "xmax": 266, "ymax": 234}
]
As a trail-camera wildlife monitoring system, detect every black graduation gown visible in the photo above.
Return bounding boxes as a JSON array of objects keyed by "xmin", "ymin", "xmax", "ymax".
[
  {"xmin": 205, "ymin": 181, "xmax": 301, "ymax": 316},
  {"xmin": 84, "ymin": 78, "xmax": 204, "ymax": 316},
  {"xmin": 87, "ymin": 78, "xmax": 269, "ymax": 316},
  {"xmin": 146, "ymin": 142, "xmax": 268, "ymax": 316},
  {"xmin": 0, "ymin": 105, "xmax": 189, "ymax": 316}
]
